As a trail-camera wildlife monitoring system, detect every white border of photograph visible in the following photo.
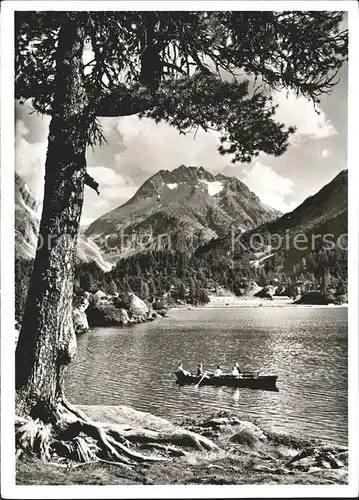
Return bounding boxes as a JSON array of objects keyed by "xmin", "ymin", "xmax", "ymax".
[{"xmin": 1, "ymin": 1, "xmax": 358, "ymax": 498}]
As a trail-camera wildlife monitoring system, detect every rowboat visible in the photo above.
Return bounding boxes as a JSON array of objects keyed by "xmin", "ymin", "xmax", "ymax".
[{"xmin": 175, "ymin": 371, "xmax": 278, "ymax": 391}]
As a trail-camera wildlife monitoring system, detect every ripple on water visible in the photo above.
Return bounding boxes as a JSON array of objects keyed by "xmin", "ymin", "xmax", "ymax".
[{"xmin": 66, "ymin": 307, "xmax": 348, "ymax": 446}]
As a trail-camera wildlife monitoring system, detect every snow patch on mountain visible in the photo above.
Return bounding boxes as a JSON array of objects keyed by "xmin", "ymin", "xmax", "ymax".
[
  {"xmin": 85, "ymin": 164, "xmax": 282, "ymax": 259},
  {"xmin": 200, "ymin": 180, "xmax": 223, "ymax": 196}
]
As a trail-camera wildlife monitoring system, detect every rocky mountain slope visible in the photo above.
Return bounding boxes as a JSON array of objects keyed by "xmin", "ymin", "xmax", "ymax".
[
  {"xmin": 256, "ymin": 169, "xmax": 347, "ymax": 237},
  {"xmin": 15, "ymin": 173, "xmax": 41, "ymax": 260},
  {"xmin": 85, "ymin": 165, "xmax": 281, "ymax": 261},
  {"xmin": 15, "ymin": 173, "xmax": 112, "ymax": 271},
  {"xmin": 198, "ymin": 169, "xmax": 348, "ymax": 270}
]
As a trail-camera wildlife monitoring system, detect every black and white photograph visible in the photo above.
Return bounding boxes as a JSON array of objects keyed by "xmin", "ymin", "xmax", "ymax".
[{"xmin": 1, "ymin": 1, "xmax": 358, "ymax": 497}]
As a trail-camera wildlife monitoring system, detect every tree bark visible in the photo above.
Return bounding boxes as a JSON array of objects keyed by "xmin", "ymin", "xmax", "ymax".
[{"xmin": 15, "ymin": 19, "xmax": 89, "ymax": 416}]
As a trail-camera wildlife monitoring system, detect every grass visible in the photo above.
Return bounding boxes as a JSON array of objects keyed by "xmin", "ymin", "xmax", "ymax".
[
  {"xmin": 17, "ymin": 453, "xmax": 348, "ymax": 486},
  {"xmin": 17, "ymin": 457, "xmax": 145, "ymax": 485}
]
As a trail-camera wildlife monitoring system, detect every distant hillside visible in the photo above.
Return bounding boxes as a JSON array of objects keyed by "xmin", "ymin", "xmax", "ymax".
[
  {"xmin": 85, "ymin": 164, "xmax": 281, "ymax": 261},
  {"xmin": 15, "ymin": 173, "xmax": 112, "ymax": 272},
  {"xmin": 15, "ymin": 169, "xmax": 348, "ymax": 320},
  {"xmin": 255, "ymin": 169, "xmax": 347, "ymax": 238},
  {"xmin": 104, "ymin": 164, "xmax": 348, "ymax": 303},
  {"xmin": 198, "ymin": 169, "xmax": 348, "ymax": 272}
]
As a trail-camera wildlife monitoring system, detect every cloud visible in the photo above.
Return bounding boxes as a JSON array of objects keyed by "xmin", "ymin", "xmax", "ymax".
[
  {"xmin": 82, "ymin": 165, "xmax": 138, "ymax": 223},
  {"xmin": 87, "ymin": 166, "xmax": 124, "ymax": 186},
  {"xmin": 87, "ymin": 166, "xmax": 137, "ymax": 198},
  {"xmin": 101, "ymin": 186, "xmax": 137, "ymax": 201},
  {"xmin": 110, "ymin": 116, "xmax": 305, "ymax": 214},
  {"xmin": 15, "ymin": 119, "xmax": 48, "ymax": 197},
  {"xmin": 273, "ymin": 90, "xmax": 337, "ymax": 143},
  {"xmin": 320, "ymin": 149, "xmax": 331, "ymax": 158},
  {"xmin": 113, "ymin": 115, "xmax": 229, "ymax": 185},
  {"xmin": 240, "ymin": 161, "xmax": 299, "ymax": 213},
  {"xmin": 16, "ymin": 81, "xmax": 340, "ymax": 224},
  {"xmin": 110, "ymin": 91, "xmax": 338, "ymax": 192},
  {"xmin": 80, "ymin": 215, "xmax": 96, "ymax": 228},
  {"xmin": 100, "ymin": 117, "xmax": 123, "ymax": 138},
  {"xmin": 15, "ymin": 119, "xmax": 47, "ymax": 176}
]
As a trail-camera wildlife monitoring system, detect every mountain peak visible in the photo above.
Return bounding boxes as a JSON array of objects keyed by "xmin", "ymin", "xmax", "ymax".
[
  {"xmin": 170, "ymin": 164, "xmax": 214, "ymax": 183},
  {"xmin": 86, "ymin": 164, "xmax": 281, "ymax": 260}
]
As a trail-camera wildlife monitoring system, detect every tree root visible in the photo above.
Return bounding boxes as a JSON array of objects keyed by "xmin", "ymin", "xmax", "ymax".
[
  {"xmin": 138, "ymin": 442, "xmax": 188, "ymax": 457},
  {"xmin": 15, "ymin": 400, "xmax": 218, "ymax": 468},
  {"xmin": 16, "ymin": 417, "xmax": 52, "ymax": 461}
]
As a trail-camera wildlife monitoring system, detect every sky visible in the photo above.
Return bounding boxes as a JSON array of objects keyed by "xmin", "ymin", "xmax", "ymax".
[{"xmin": 15, "ymin": 41, "xmax": 348, "ymax": 227}]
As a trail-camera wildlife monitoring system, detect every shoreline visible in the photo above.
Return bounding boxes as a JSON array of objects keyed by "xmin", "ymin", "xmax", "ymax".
[
  {"xmin": 16, "ymin": 405, "xmax": 348, "ymax": 486},
  {"xmin": 170, "ymin": 303, "xmax": 348, "ymax": 311}
]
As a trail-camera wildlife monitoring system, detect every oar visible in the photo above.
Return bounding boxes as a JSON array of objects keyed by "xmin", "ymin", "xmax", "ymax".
[{"xmin": 195, "ymin": 371, "xmax": 207, "ymax": 388}]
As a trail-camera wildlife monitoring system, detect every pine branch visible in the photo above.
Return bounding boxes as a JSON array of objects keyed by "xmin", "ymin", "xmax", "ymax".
[{"xmin": 95, "ymin": 84, "xmax": 155, "ymax": 117}]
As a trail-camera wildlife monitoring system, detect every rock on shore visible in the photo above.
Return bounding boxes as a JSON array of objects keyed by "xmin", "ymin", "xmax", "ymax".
[
  {"xmin": 81, "ymin": 290, "xmax": 161, "ymax": 329},
  {"xmin": 128, "ymin": 292, "xmax": 149, "ymax": 320},
  {"xmin": 72, "ymin": 292, "xmax": 90, "ymax": 333},
  {"xmin": 86, "ymin": 303, "xmax": 131, "ymax": 327},
  {"xmin": 16, "ymin": 290, "xmax": 163, "ymax": 339}
]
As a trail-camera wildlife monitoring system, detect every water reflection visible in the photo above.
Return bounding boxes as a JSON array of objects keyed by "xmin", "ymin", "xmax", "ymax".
[{"xmin": 66, "ymin": 307, "xmax": 347, "ymax": 445}]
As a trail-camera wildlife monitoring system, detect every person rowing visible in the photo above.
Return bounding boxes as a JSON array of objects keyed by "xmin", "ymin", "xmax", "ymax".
[
  {"xmin": 195, "ymin": 364, "xmax": 210, "ymax": 387},
  {"xmin": 231, "ymin": 362, "xmax": 241, "ymax": 376}
]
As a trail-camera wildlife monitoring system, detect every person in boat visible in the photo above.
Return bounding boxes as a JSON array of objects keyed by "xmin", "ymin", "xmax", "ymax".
[
  {"xmin": 196, "ymin": 363, "xmax": 210, "ymax": 380},
  {"xmin": 177, "ymin": 361, "xmax": 191, "ymax": 376},
  {"xmin": 231, "ymin": 363, "xmax": 241, "ymax": 376},
  {"xmin": 214, "ymin": 365, "xmax": 222, "ymax": 377}
]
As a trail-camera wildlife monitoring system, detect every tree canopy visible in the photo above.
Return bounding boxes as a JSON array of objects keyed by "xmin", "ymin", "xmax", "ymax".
[{"xmin": 16, "ymin": 11, "xmax": 347, "ymax": 162}]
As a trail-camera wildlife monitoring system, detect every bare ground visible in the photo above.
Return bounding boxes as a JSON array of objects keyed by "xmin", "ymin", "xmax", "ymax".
[{"xmin": 16, "ymin": 406, "xmax": 348, "ymax": 486}]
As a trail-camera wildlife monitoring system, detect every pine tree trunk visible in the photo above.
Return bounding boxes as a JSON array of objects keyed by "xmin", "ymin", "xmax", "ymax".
[{"xmin": 15, "ymin": 19, "xmax": 89, "ymax": 416}]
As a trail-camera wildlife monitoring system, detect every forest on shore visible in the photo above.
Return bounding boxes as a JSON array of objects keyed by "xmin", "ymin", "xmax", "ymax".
[{"xmin": 15, "ymin": 242, "xmax": 348, "ymax": 323}]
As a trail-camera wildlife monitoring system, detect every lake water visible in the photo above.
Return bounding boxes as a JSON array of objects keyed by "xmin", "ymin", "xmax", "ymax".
[{"xmin": 66, "ymin": 307, "xmax": 348, "ymax": 446}]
